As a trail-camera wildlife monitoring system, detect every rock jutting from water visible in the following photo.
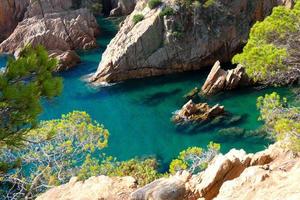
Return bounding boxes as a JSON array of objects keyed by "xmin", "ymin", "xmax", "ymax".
[
  {"xmin": 37, "ymin": 143, "xmax": 300, "ymax": 200},
  {"xmin": 201, "ymin": 61, "xmax": 250, "ymax": 96},
  {"xmin": 90, "ymin": 0, "xmax": 294, "ymax": 84},
  {"xmin": 172, "ymin": 100, "xmax": 225, "ymax": 125},
  {"xmin": 0, "ymin": 0, "xmax": 100, "ymax": 71}
]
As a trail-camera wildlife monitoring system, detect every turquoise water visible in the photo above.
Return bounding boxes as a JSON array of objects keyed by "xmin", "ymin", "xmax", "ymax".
[{"xmin": 0, "ymin": 18, "xmax": 293, "ymax": 167}]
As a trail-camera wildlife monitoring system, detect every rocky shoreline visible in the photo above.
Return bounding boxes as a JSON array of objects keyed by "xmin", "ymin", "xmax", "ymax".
[{"xmin": 36, "ymin": 143, "xmax": 300, "ymax": 200}]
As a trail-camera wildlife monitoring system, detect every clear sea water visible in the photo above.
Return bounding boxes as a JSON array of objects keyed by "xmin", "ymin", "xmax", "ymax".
[{"xmin": 0, "ymin": 18, "xmax": 294, "ymax": 168}]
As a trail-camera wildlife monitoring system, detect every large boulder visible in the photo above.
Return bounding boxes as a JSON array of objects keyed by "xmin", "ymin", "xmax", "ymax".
[
  {"xmin": 90, "ymin": 0, "xmax": 294, "ymax": 84},
  {"xmin": 201, "ymin": 61, "xmax": 250, "ymax": 96}
]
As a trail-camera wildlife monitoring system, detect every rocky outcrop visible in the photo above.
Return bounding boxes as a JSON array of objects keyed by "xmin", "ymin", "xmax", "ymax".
[
  {"xmin": 37, "ymin": 143, "xmax": 300, "ymax": 200},
  {"xmin": 172, "ymin": 100, "xmax": 225, "ymax": 124},
  {"xmin": 0, "ymin": 0, "xmax": 100, "ymax": 71},
  {"xmin": 36, "ymin": 176, "xmax": 137, "ymax": 200},
  {"xmin": 130, "ymin": 143, "xmax": 300, "ymax": 200},
  {"xmin": 201, "ymin": 61, "xmax": 250, "ymax": 96},
  {"xmin": 91, "ymin": 0, "xmax": 294, "ymax": 84},
  {"xmin": 110, "ymin": 0, "xmax": 137, "ymax": 16},
  {"xmin": 0, "ymin": 0, "xmax": 29, "ymax": 42}
]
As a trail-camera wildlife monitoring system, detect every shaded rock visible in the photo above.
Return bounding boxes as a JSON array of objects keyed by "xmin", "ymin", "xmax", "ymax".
[
  {"xmin": 172, "ymin": 100, "xmax": 225, "ymax": 124},
  {"xmin": 201, "ymin": 61, "xmax": 250, "ymax": 96},
  {"xmin": 91, "ymin": 0, "xmax": 294, "ymax": 84},
  {"xmin": 49, "ymin": 50, "xmax": 81, "ymax": 71},
  {"xmin": 0, "ymin": 0, "xmax": 29, "ymax": 42},
  {"xmin": 130, "ymin": 171, "xmax": 193, "ymax": 200},
  {"xmin": 36, "ymin": 176, "xmax": 138, "ymax": 200}
]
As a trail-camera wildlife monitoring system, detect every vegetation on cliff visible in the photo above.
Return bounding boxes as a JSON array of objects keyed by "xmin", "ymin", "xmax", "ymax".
[
  {"xmin": 257, "ymin": 92, "xmax": 300, "ymax": 151},
  {"xmin": 233, "ymin": 1, "xmax": 300, "ymax": 85},
  {"xmin": 169, "ymin": 142, "xmax": 220, "ymax": 174}
]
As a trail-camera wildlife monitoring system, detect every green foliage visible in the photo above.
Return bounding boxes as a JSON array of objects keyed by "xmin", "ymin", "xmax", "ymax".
[
  {"xmin": 160, "ymin": 6, "xmax": 175, "ymax": 17},
  {"xmin": 257, "ymin": 92, "xmax": 300, "ymax": 151},
  {"xmin": 203, "ymin": 0, "xmax": 216, "ymax": 8},
  {"xmin": 148, "ymin": 0, "xmax": 162, "ymax": 9},
  {"xmin": 169, "ymin": 142, "xmax": 220, "ymax": 174},
  {"xmin": 175, "ymin": 0, "xmax": 216, "ymax": 9},
  {"xmin": 132, "ymin": 14, "xmax": 144, "ymax": 25},
  {"xmin": 0, "ymin": 45, "xmax": 62, "ymax": 147},
  {"xmin": 232, "ymin": 2, "xmax": 300, "ymax": 83},
  {"xmin": 0, "ymin": 111, "xmax": 109, "ymax": 199},
  {"xmin": 91, "ymin": 3, "xmax": 103, "ymax": 14},
  {"xmin": 78, "ymin": 155, "xmax": 162, "ymax": 186}
]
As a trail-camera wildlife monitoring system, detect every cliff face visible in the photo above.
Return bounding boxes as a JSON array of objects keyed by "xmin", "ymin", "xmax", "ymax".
[
  {"xmin": 0, "ymin": 0, "xmax": 99, "ymax": 71},
  {"xmin": 37, "ymin": 143, "xmax": 300, "ymax": 200},
  {"xmin": 91, "ymin": 0, "xmax": 293, "ymax": 84},
  {"xmin": 0, "ymin": 0, "xmax": 29, "ymax": 42}
]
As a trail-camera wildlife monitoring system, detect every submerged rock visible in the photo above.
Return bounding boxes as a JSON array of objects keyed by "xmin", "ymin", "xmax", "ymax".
[
  {"xmin": 0, "ymin": 0, "xmax": 99, "ymax": 71},
  {"xmin": 201, "ymin": 61, "xmax": 250, "ymax": 96},
  {"xmin": 90, "ymin": 0, "xmax": 294, "ymax": 84},
  {"xmin": 184, "ymin": 87, "xmax": 200, "ymax": 100},
  {"xmin": 172, "ymin": 100, "xmax": 225, "ymax": 124}
]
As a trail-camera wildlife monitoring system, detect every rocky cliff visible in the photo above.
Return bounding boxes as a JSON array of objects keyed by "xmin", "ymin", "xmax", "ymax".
[
  {"xmin": 90, "ymin": 0, "xmax": 294, "ymax": 84},
  {"xmin": 37, "ymin": 143, "xmax": 300, "ymax": 200},
  {"xmin": 0, "ymin": 0, "xmax": 99, "ymax": 71}
]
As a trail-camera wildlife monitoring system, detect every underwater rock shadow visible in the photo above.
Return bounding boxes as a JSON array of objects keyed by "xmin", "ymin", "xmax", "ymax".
[
  {"xmin": 137, "ymin": 89, "xmax": 182, "ymax": 106},
  {"xmin": 174, "ymin": 113, "xmax": 248, "ymax": 135}
]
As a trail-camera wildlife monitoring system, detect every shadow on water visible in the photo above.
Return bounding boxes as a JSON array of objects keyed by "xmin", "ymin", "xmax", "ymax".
[{"xmin": 138, "ymin": 89, "xmax": 182, "ymax": 106}]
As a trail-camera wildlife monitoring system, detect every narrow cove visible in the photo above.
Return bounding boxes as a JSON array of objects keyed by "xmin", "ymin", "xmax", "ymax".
[{"xmin": 1, "ymin": 18, "xmax": 293, "ymax": 168}]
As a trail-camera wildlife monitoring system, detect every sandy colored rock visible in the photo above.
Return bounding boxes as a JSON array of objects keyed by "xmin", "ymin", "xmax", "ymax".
[
  {"xmin": 215, "ymin": 144, "xmax": 300, "ymax": 200},
  {"xmin": 201, "ymin": 61, "xmax": 250, "ymax": 96},
  {"xmin": 36, "ymin": 176, "xmax": 138, "ymax": 200}
]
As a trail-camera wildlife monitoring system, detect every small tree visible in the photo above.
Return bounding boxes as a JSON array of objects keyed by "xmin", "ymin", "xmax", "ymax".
[
  {"xmin": 0, "ymin": 45, "xmax": 63, "ymax": 147},
  {"xmin": 257, "ymin": 92, "xmax": 300, "ymax": 151},
  {"xmin": 169, "ymin": 142, "xmax": 220, "ymax": 174}
]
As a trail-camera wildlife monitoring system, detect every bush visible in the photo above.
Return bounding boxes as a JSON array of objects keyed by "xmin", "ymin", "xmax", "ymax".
[
  {"xmin": 160, "ymin": 6, "xmax": 175, "ymax": 17},
  {"xmin": 132, "ymin": 14, "xmax": 144, "ymax": 25},
  {"xmin": 169, "ymin": 142, "xmax": 220, "ymax": 174},
  {"xmin": 148, "ymin": 0, "xmax": 162, "ymax": 9},
  {"xmin": 257, "ymin": 92, "xmax": 300, "ymax": 152},
  {"xmin": 78, "ymin": 156, "xmax": 162, "ymax": 186},
  {"xmin": 232, "ymin": 3, "xmax": 300, "ymax": 84}
]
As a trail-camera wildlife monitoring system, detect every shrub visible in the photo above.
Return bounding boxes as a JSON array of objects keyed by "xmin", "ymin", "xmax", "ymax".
[
  {"xmin": 132, "ymin": 14, "xmax": 144, "ymax": 25},
  {"xmin": 148, "ymin": 0, "xmax": 162, "ymax": 9},
  {"xmin": 160, "ymin": 6, "xmax": 175, "ymax": 17},
  {"xmin": 169, "ymin": 142, "xmax": 220, "ymax": 174},
  {"xmin": 232, "ymin": 3, "xmax": 300, "ymax": 84},
  {"xmin": 78, "ymin": 156, "xmax": 162, "ymax": 186},
  {"xmin": 257, "ymin": 92, "xmax": 300, "ymax": 152}
]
